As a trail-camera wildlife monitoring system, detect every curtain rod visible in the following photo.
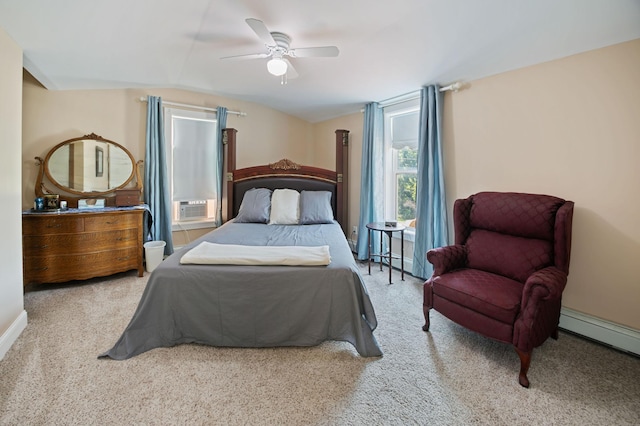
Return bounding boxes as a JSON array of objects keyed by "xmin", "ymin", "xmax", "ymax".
[
  {"xmin": 439, "ymin": 82, "xmax": 463, "ymax": 92},
  {"xmin": 372, "ymin": 82, "xmax": 464, "ymax": 110},
  {"xmin": 378, "ymin": 91, "xmax": 420, "ymax": 108},
  {"xmin": 138, "ymin": 97, "xmax": 246, "ymax": 117}
]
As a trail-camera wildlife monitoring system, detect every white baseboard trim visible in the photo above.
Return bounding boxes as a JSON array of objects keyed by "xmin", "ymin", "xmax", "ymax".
[
  {"xmin": 350, "ymin": 240, "xmax": 416, "ymax": 277},
  {"xmin": 348, "ymin": 249, "xmax": 638, "ymax": 356},
  {"xmin": 390, "ymin": 256, "xmax": 414, "ymax": 276},
  {"xmin": 0, "ymin": 310, "xmax": 28, "ymax": 361},
  {"xmin": 559, "ymin": 308, "xmax": 639, "ymax": 356}
]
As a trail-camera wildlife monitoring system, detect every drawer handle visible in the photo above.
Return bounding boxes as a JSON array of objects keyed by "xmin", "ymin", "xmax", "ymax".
[
  {"xmin": 46, "ymin": 224, "xmax": 62, "ymax": 229},
  {"xmin": 106, "ymin": 220, "xmax": 119, "ymax": 225},
  {"xmin": 38, "ymin": 244, "xmax": 49, "ymax": 249},
  {"xmin": 117, "ymin": 256, "xmax": 131, "ymax": 261},
  {"xmin": 34, "ymin": 267, "xmax": 49, "ymax": 272},
  {"xmin": 115, "ymin": 237, "xmax": 132, "ymax": 241}
]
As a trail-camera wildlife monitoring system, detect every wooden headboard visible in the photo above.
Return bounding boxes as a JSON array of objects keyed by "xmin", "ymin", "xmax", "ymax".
[{"xmin": 223, "ymin": 129, "xmax": 350, "ymax": 234}]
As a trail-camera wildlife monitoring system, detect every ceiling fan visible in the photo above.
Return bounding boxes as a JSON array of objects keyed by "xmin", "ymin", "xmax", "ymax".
[{"xmin": 221, "ymin": 18, "xmax": 339, "ymax": 83}]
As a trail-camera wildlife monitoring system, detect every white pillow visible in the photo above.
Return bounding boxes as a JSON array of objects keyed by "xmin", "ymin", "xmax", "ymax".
[{"xmin": 269, "ymin": 189, "xmax": 300, "ymax": 225}]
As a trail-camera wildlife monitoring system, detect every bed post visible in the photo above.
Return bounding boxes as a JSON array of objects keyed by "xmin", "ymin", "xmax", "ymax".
[
  {"xmin": 224, "ymin": 128, "xmax": 237, "ymax": 223},
  {"xmin": 336, "ymin": 129, "xmax": 349, "ymax": 235}
]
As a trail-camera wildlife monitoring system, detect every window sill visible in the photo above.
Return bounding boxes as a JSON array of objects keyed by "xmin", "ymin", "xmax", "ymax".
[
  {"xmin": 172, "ymin": 220, "xmax": 217, "ymax": 231},
  {"xmin": 391, "ymin": 228, "xmax": 415, "ymax": 243}
]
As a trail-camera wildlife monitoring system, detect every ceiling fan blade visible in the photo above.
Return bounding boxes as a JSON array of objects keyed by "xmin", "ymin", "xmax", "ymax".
[
  {"xmin": 288, "ymin": 46, "xmax": 339, "ymax": 58},
  {"xmin": 220, "ymin": 52, "xmax": 270, "ymax": 60},
  {"xmin": 284, "ymin": 59, "xmax": 298, "ymax": 79},
  {"xmin": 245, "ymin": 18, "xmax": 276, "ymax": 46}
]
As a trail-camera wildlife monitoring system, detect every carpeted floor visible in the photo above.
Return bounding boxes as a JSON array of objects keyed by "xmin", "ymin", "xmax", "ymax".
[{"xmin": 1, "ymin": 262, "xmax": 639, "ymax": 425}]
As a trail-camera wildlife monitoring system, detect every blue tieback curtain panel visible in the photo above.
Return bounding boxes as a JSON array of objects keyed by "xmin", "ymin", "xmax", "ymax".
[
  {"xmin": 144, "ymin": 95, "xmax": 174, "ymax": 255},
  {"xmin": 356, "ymin": 102, "xmax": 386, "ymax": 261},
  {"xmin": 215, "ymin": 107, "xmax": 227, "ymax": 226},
  {"xmin": 412, "ymin": 85, "xmax": 448, "ymax": 279}
]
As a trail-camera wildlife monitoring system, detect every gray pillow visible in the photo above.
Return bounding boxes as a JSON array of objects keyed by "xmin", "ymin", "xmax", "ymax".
[
  {"xmin": 299, "ymin": 190, "xmax": 334, "ymax": 224},
  {"xmin": 235, "ymin": 188, "xmax": 272, "ymax": 223}
]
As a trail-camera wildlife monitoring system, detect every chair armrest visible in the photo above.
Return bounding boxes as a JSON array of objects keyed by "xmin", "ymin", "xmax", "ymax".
[
  {"xmin": 515, "ymin": 266, "xmax": 568, "ymax": 351},
  {"xmin": 426, "ymin": 245, "xmax": 467, "ymax": 276},
  {"xmin": 522, "ymin": 266, "xmax": 568, "ymax": 304}
]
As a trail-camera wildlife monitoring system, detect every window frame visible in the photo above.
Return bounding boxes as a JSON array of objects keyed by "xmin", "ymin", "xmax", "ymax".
[
  {"xmin": 164, "ymin": 107, "xmax": 218, "ymax": 231},
  {"xmin": 383, "ymin": 98, "xmax": 420, "ymax": 240}
]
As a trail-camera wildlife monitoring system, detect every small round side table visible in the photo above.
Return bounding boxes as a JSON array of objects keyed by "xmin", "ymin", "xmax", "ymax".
[{"xmin": 366, "ymin": 222, "xmax": 406, "ymax": 284}]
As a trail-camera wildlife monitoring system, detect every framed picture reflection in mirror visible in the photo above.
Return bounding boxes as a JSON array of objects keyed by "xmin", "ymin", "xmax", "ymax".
[{"xmin": 95, "ymin": 146, "xmax": 104, "ymax": 177}]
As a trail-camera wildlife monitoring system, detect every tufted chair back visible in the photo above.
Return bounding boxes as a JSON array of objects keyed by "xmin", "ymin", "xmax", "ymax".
[{"xmin": 455, "ymin": 192, "xmax": 573, "ymax": 282}]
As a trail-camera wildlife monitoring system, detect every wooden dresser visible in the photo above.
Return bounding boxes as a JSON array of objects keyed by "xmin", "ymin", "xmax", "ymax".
[{"xmin": 22, "ymin": 208, "xmax": 145, "ymax": 286}]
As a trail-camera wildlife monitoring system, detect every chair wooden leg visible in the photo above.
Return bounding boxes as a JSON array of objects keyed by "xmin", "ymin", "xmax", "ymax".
[
  {"xmin": 551, "ymin": 327, "xmax": 559, "ymax": 340},
  {"xmin": 422, "ymin": 306, "xmax": 431, "ymax": 332},
  {"xmin": 515, "ymin": 347, "xmax": 531, "ymax": 388}
]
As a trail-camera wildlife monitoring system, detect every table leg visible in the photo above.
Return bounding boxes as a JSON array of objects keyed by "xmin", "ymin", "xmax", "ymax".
[
  {"xmin": 379, "ymin": 231, "xmax": 383, "ymax": 271},
  {"xmin": 367, "ymin": 228, "xmax": 371, "ymax": 275},
  {"xmin": 388, "ymin": 231, "xmax": 392, "ymax": 284},
  {"xmin": 401, "ymin": 229, "xmax": 405, "ymax": 281}
]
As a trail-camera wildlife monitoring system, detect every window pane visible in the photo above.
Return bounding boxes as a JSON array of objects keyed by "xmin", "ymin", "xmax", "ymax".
[
  {"xmin": 396, "ymin": 173, "xmax": 417, "ymax": 222},
  {"xmin": 391, "ymin": 111, "xmax": 419, "ymax": 149},
  {"xmin": 396, "ymin": 146, "xmax": 417, "ymax": 170},
  {"xmin": 172, "ymin": 116, "xmax": 217, "ymax": 201}
]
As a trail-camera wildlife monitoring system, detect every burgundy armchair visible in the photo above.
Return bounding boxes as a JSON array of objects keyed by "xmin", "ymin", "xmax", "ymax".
[{"xmin": 423, "ymin": 192, "xmax": 574, "ymax": 387}]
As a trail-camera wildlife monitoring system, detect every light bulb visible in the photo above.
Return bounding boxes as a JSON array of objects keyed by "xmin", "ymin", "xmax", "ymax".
[{"xmin": 267, "ymin": 58, "xmax": 288, "ymax": 76}]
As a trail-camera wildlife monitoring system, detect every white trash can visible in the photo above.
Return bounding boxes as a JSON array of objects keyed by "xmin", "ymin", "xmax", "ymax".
[{"xmin": 144, "ymin": 241, "xmax": 166, "ymax": 273}]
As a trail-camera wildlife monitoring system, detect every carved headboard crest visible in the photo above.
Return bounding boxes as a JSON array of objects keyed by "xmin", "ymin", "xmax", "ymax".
[{"xmin": 269, "ymin": 158, "xmax": 301, "ymax": 171}]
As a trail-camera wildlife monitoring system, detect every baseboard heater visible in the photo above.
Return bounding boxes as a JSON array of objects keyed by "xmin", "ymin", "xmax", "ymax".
[{"xmin": 559, "ymin": 308, "xmax": 640, "ymax": 356}]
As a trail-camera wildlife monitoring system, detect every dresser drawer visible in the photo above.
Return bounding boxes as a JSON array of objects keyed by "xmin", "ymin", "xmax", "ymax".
[
  {"xmin": 23, "ymin": 247, "xmax": 141, "ymax": 284},
  {"xmin": 22, "ymin": 215, "xmax": 84, "ymax": 235},
  {"xmin": 84, "ymin": 212, "xmax": 140, "ymax": 231},
  {"xmin": 23, "ymin": 228, "xmax": 140, "ymax": 256}
]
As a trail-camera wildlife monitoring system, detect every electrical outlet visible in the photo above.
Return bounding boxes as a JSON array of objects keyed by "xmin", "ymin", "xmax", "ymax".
[{"xmin": 352, "ymin": 225, "xmax": 358, "ymax": 235}]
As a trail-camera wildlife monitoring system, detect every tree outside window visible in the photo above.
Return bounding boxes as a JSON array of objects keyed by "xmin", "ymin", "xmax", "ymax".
[
  {"xmin": 384, "ymin": 100, "xmax": 419, "ymax": 229},
  {"xmin": 395, "ymin": 147, "xmax": 417, "ymax": 223}
]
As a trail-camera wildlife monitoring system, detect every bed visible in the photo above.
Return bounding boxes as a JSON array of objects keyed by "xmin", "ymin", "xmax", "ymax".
[{"xmin": 99, "ymin": 129, "xmax": 382, "ymax": 359}]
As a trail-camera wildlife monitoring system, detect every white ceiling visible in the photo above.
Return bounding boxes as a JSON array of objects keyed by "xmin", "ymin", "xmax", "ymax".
[{"xmin": 1, "ymin": 0, "xmax": 639, "ymax": 123}]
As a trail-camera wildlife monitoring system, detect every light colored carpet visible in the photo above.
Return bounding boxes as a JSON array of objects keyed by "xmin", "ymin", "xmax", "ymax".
[{"xmin": 1, "ymin": 262, "xmax": 639, "ymax": 425}]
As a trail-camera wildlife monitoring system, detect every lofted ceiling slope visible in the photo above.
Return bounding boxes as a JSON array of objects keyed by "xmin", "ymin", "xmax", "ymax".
[{"xmin": 1, "ymin": 0, "xmax": 639, "ymax": 122}]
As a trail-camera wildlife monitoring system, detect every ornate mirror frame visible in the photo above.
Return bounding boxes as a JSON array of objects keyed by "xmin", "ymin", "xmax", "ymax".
[{"xmin": 35, "ymin": 133, "xmax": 143, "ymax": 208}]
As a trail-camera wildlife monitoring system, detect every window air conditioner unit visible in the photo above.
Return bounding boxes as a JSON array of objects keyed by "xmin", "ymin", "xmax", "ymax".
[{"xmin": 179, "ymin": 200, "xmax": 208, "ymax": 221}]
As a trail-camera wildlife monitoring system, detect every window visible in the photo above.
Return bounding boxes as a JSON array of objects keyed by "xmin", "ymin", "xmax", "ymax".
[
  {"xmin": 164, "ymin": 108, "xmax": 218, "ymax": 229},
  {"xmin": 383, "ymin": 99, "xmax": 419, "ymax": 231}
]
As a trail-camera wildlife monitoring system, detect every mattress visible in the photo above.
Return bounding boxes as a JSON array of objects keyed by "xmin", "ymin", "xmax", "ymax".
[{"xmin": 99, "ymin": 220, "xmax": 382, "ymax": 359}]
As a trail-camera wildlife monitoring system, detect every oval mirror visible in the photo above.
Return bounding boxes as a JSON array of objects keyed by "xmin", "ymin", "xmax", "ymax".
[{"xmin": 43, "ymin": 133, "xmax": 136, "ymax": 195}]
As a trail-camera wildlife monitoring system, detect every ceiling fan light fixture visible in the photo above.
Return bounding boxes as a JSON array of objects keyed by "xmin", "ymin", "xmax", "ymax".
[{"xmin": 267, "ymin": 57, "xmax": 288, "ymax": 76}]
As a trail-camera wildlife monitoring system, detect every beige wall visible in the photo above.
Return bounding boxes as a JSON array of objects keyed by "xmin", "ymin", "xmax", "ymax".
[
  {"xmin": 20, "ymin": 38, "xmax": 640, "ymax": 332},
  {"xmin": 21, "ymin": 74, "xmax": 316, "ymax": 243},
  {"xmin": 22, "ymin": 75, "xmax": 316, "ymax": 207},
  {"xmin": 446, "ymin": 39, "xmax": 640, "ymax": 329},
  {"xmin": 316, "ymin": 40, "xmax": 640, "ymax": 331},
  {"xmin": 0, "ymin": 28, "xmax": 26, "ymax": 353}
]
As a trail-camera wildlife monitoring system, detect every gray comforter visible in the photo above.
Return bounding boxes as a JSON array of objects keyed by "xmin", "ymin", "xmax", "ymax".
[{"xmin": 99, "ymin": 221, "xmax": 382, "ymax": 359}]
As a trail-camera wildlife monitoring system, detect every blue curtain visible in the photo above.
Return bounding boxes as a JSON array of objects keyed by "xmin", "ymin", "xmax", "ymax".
[
  {"xmin": 356, "ymin": 102, "xmax": 385, "ymax": 261},
  {"xmin": 412, "ymin": 85, "xmax": 448, "ymax": 279},
  {"xmin": 144, "ymin": 96, "xmax": 174, "ymax": 255},
  {"xmin": 215, "ymin": 107, "xmax": 227, "ymax": 226}
]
